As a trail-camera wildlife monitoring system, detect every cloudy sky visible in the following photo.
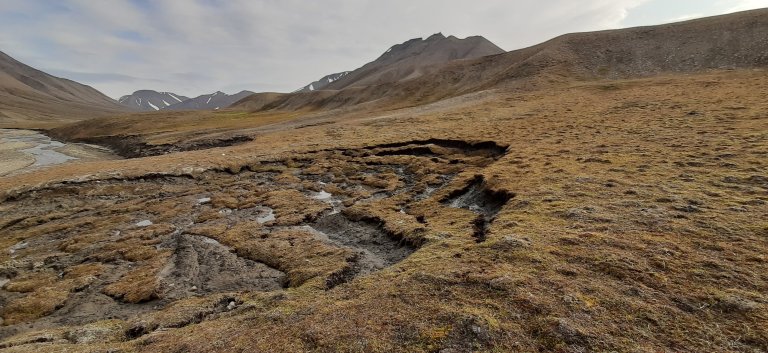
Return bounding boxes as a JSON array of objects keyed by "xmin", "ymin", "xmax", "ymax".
[{"xmin": 0, "ymin": 0, "xmax": 766, "ymax": 99}]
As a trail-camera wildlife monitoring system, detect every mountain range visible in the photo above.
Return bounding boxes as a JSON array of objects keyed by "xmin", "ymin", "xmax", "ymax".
[
  {"xmin": 162, "ymin": 90, "xmax": 255, "ymax": 111},
  {"xmin": 234, "ymin": 33, "xmax": 505, "ymax": 111},
  {"xmin": 117, "ymin": 90, "xmax": 254, "ymax": 111},
  {"xmin": 118, "ymin": 90, "xmax": 190, "ymax": 111}
]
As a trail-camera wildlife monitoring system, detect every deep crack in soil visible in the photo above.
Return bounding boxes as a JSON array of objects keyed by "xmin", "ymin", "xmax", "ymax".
[{"xmin": 443, "ymin": 175, "xmax": 515, "ymax": 242}]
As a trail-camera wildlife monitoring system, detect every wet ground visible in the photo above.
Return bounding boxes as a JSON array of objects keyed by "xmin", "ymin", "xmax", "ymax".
[{"xmin": 0, "ymin": 129, "xmax": 117, "ymax": 176}]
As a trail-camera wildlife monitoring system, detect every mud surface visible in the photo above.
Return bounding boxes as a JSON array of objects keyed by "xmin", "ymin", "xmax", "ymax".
[
  {"xmin": 158, "ymin": 234, "xmax": 288, "ymax": 300},
  {"xmin": 312, "ymin": 213, "xmax": 414, "ymax": 279}
]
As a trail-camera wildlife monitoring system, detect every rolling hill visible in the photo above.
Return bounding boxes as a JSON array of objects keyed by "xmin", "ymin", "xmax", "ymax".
[{"xmin": 0, "ymin": 50, "xmax": 128, "ymax": 128}]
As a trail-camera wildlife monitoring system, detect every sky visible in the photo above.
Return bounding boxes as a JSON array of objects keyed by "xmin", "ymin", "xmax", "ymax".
[{"xmin": 0, "ymin": 0, "xmax": 766, "ymax": 99}]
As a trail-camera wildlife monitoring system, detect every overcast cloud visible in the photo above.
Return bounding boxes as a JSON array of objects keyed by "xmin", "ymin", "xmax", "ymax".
[{"xmin": 0, "ymin": 0, "xmax": 765, "ymax": 99}]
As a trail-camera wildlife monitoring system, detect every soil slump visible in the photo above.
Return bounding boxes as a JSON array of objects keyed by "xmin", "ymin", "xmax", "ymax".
[
  {"xmin": 443, "ymin": 176, "xmax": 515, "ymax": 242},
  {"xmin": 0, "ymin": 137, "xmax": 508, "ymax": 342},
  {"xmin": 445, "ymin": 176, "xmax": 514, "ymax": 217},
  {"xmin": 158, "ymin": 234, "xmax": 287, "ymax": 300},
  {"xmin": 312, "ymin": 213, "xmax": 415, "ymax": 281}
]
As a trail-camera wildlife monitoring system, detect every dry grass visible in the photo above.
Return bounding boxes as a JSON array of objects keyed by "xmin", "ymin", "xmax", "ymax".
[{"xmin": 0, "ymin": 70, "xmax": 766, "ymax": 352}]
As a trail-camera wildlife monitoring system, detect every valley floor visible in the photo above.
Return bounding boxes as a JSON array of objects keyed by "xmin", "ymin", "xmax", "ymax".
[
  {"xmin": 0, "ymin": 70, "xmax": 766, "ymax": 352},
  {"xmin": 0, "ymin": 129, "xmax": 118, "ymax": 176}
]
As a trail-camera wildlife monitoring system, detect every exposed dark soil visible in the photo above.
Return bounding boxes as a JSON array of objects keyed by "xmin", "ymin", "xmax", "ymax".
[
  {"xmin": 443, "ymin": 176, "xmax": 515, "ymax": 242},
  {"xmin": 312, "ymin": 213, "xmax": 415, "ymax": 286},
  {"xmin": 158, "ymin": 234, "xmax": 288, "ymax": 300},
  {"xmin": 50, "ymin": 134, "xmax": 254, "ymax": 158}
]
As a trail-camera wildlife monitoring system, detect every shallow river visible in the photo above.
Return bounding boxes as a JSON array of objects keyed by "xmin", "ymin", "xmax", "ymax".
[{"xmin": 0, "ymin": 129, "xmax": 116, "ymax": 176}]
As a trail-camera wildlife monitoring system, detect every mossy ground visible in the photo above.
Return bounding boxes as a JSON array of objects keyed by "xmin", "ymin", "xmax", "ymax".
[{"xmin": 0, "ymin": 70, "xmax": 766, "ymax": 352}]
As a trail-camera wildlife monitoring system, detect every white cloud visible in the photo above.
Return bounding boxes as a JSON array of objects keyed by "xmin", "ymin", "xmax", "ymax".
[
  {"xmin": 723, "ymin": 0, "xmax": 768, "ymax": 12},
  {"xmin": 668, "ymin": 13, "xmax": 706, "ymax": 22}
]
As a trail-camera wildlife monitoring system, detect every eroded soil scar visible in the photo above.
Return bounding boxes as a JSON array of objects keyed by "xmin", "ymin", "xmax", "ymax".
[{"xmin": 442, "ymin": 175, "xmax": 515, "ymax": 242}]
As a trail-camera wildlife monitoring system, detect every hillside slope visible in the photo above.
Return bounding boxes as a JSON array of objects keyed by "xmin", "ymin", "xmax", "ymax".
[
  {"xmin": 234, "ymin": 9, "xmax": 768, "ymax": 114},
  {"xmin": 0, "ymin": 50, "xmax": 127, "ymax": 128},
  {"xmin": 295, "ymin": 72, "xmax": 350, "ymax": 93}
]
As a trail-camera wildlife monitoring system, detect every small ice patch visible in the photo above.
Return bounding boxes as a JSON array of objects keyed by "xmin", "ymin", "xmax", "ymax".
[
  {"xmin": 219, "ymin": 208, "xmax": 233, "ymax": 215},
  {"xmin": 312, "ymin": 190, "xmax": 332, "ymax": 200},
  {"xmin": 9, "ymin": 241, "xmax": 28, "ymax": 254},
  {"xmin": 136, "ymin": 220, "xmax": 153, "ymax": 227},
  {"xmin": 201, "ymin": 236, "xmax": 224, "ymax": 246},
  {"xmin": 311, "ymin": 190, "xmax": 342, "ymax": 214},
  {"xmin": 256, "ymin": 207, "xmax": 276, "ymax": 224},
  {"xmin": 197, "ymin": 197, "xmax": 211, "ymax": 204}
]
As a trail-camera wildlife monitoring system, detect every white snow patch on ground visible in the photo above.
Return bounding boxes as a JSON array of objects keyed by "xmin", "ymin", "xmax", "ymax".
[
  {"xmin": 136, "ymin": 220, "xmax": 153, "ymax": 227},
  {"xmin": 148, "ymin": 101, "xmax": 159, "ymax": 110},
  {"xmin": 311, "ymin": 190, "xmax": 343, "ymax": 214},
  {"xmin": 9, "ymin": 241, "xmax": 28, "ymax": 254},
  {"xmin": 256, "ymin": 207, "xmax": 276, "ymax": 224},
  {"xmin": 169, "ymin": 93, "xmax": 182, "ymax": 102},
  {"xmin": 200, "ymin": 236, "xmax": 225, "ymax": 246},
  {"xmin": 312, "ymin": 190, "xmax": 332, "ymax": 200},
  {"xmin": 162, "ymin": 99, "xmax": 170, "ymax": 106}
]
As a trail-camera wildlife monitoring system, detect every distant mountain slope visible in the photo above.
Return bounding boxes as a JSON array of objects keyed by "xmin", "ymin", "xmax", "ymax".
[
  {"xmin": 294, "ymin": 72, "xmax": 350, "ymax": 93},
  {"xmin": 0, "ymin": 50, "xmax": 127, "ymax": 128},
  {"xmin": 164, "ymin": 90, "xmax": 255, "ymax": 111},
  {"xmin": 325, "ymin": 33, "xmax": 505, "ymax": 90},
  {"xmin": 118, "ymin": 90, "xmax": 189, "ymax": 111},
  {"xmin": 234, "ymin": 9, "xmax": 768, "ymax": 113}
]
